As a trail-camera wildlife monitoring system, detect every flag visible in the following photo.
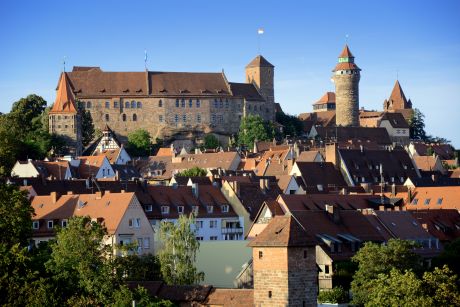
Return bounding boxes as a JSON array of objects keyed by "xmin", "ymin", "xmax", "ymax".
[{"xmin": 257, "ymin": 28, "xmax": 264, "ymax": 35}]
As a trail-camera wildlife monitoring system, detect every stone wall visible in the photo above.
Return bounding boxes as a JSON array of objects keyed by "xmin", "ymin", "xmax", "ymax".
[
  {"xmin": 49, "ymin": 113, "xmax": 82, "ymax": 155},
  {"xmin": 253, "ymin": 246, "xmax": 317, "ymax": 307},
  {"xmin": 333, "ymin": 73, "xmax": 360, "ymax": 127}
]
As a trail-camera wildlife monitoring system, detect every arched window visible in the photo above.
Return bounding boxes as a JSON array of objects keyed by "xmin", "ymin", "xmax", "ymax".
[
  {"xmin": 196, "ymin": 99, "xmax": 200, "ymax": 108},
  {"xmin": 189, "ymin": 99, "xmax": 193, "ymax": 108},
  {"xmin": 86, "ymin": 101, "xmax": 92, "ymax": 108},
  {"xmin": 181, "ymin": 99, "xmax": 185, "ymax": 108},
  {"xmin": 131, "ymin": 101, "xmax": 136, "ymax": 108},
  {"xmin": 122, "ymin": 114, "xmax": 127, "ymax": 121},
  {"xmin": 159, "ymin": 100, "xmax": 163, "ymax": 107},
  {"xmin": 176, "ymin": 99, "xmax": 179, "ymax": 107},
  {"xmin": 125, "ymin": 101, "xmax": 130, "ymax": 108},
  {"xmin": 105, "ymin": 114, "xmax": 109, "ymax": 121},
  {"xmin": 133, "ymin": 114, "xmax": 137, "ymax": 121},
  {"xmin": 137, "ymin": 101, "xmax": 142, "ymax": 108}
]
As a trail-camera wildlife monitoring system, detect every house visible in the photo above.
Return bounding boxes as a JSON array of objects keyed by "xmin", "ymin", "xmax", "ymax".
[
  {"xmin": 412, "ymin": 155, "xmax": 446, "ymax": 174},
  {"xmin": 312, "ymin": 92, "xmax": 336, "ymax": 113},
  {"xmin": 276, "ymin": 175, "xmax": 304, "ymax": 195},
  {"xmin": 407, "ymin": 142, "xmax": 456, "ymax": 160},
  {"xmin": 77, "ymin": 155, "xmax": 115, "ymax": 179},
  {"xmin": 299, "ymin": 110, "xmax": 336, "ymax": 127},
  {"xmin": 11, "ymin": 160, "xmax": 73, "ymax": 180},
  {"xmin": 296, "ymin": 150, "xmax": 324, "ymax": 162},
  {"xmin": 360, "ymin": 111, "xmax": 410, "ymax": 145},
  {"xmin": 290, "ymin": 161, "xmax": 348, "ymax": 193},
  {"xmin": 146, "ymin": 184, "xmax": 244, "ymax": 241},
  {"xmin": 254, "ymin": 148, "xmax": 294, "ymax": 176},
  {"xmin": 309, "ymin": 126, "xmax": 392, "ymax": 147},
  {"xmin": 326, "ymin": 143, "xmax": 420, "ymax": 186},
  {"xmin": 30, "ymin": 191, "xmax": 154, "ymax": 255},
  {"xmin": 405, "ymin": 186, "xmax": 460, "ymax": 210}
]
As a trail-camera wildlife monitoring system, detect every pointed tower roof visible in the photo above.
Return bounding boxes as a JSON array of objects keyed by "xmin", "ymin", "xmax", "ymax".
[
  {"xmin": 248, "ymin": 215, "xmax": 315, "ymax": 247},
  {"xmin": 246, "ymin": 55, "xmax": 274, "ymax": 68},
  {"xmin": 339, "ymin": 44, "xmax": 354, "ymax": 58},
  {"xmin": 389, "ymin": 80, "xmax": 408, "ymax": 106},
  {"xmin": 50, "ymin": 73, "xmax": 77, "ymax": 114}
]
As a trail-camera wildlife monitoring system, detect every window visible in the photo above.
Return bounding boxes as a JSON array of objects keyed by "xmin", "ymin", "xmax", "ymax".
[
  {"xmin": 105, "ymin": 101, "xmax": 110, "ymax": 108},
  {"xmin": 259, "ymin": 251, "xmax": 263, "ymax": 259},
  {"xmin": 210, "ymin": 236, "xmax": 218, "ymax": 240},
  {"xmin": 105, "ymin": 114, "xmax": 109, "ymax": 121},
  {"xmin": 145, "ymin": 205, "xmax": 153, "ymax": 212},
  {"xmin": 219, "ymin": 98, "xmax": 223, "ymax": 108},
  {"xmin": 325, "ymin": 265, "xmax": 330, "ymax": 274},
  {"xmin": 131, "ymin": 101, "xmax": 136, "ymax": 108},
  {"xmin": 133, "ymin": 114, "xmax": 137, "ymax": 121},
  {"xmin": 61, "ymin": 219, "xmax": 68, "ymax": 228},
  {"xmin": 137, "ymin": 238, "xmax": 143, "ymax": 251},
  {"xmin": 196, "ymin": 236, "xmax": 203, "ymax": 241},
  {"xmin": 192, "ymin": 206, "xmax": 199, "ymax": 215},
  {"xmin": 225, "ymin": 99, "xmax": 229, "ymax": 108},
  {"xmin": 87, "ymin": 101, "xmax": 92, "ymax": 108},
  {"xmin": 221, "ymin": 205, "xmax": 229, "ymax": 213},
  {"xmin": 114, "ymin": 101, "xmax": 119, "ymax": 108},
  {"xmin": 181, "ymin": 99, "xmax": 185, "ymax": 108},
  {"xmin": 175, "ymin": 99, "xmax": 179, "ymax": 107},
  {"xmin": 129, "ymin": 219, "xmax": 133, "ymax": 228},
  {"xmin": 268, "ymin": 291, "xmax": 272, "ymax": 298},
  {"xmin": 437, "ymin": 198, "xmax": 443, "ymax": 205},
  {"xmin": 32, "ymin": 221, "xmax": 39, "ymax": 229},
  {"xmin": 177, "ymin": 206, "xmax": 184, "ymax": 214},
  {"xmin": 412, "ymin": 198, "xmax": 419, "ymax": 205},
  {"xmin": 304, "ymin": 250, "xmax": 308, "ymax": 258},
  {"xmin": 189, "ymin": 99, "xmax": 193, "ymax": 108},
  {"xmin": 424, "ymin": 198, "xmax": 431, "ymax": 205},
  {"xmin": 134, "ymin": 218, "xmax": 141, "ymax": 228},
  {"xmin": 197, "ymin": 114, "xmax": 201, "ymax": 123},
  {"xmin": 196, "ymin": 221, "xmax": 203, "ymax": 229},
  {"xmin": 211, "ymin": 114, "xmax": 216, "ymax": 123},
  {"xmin": 143, "ymin": 237, "xmax": 150, "ymax": 249},
  {"xmin": 122, "ymin": 114, "xmax": 127, "ymax": 121},
  {"xmin": 161, "ymin": 206, "xmax": 170, "ymax": 214},
  {"xmin": 125, "ymin": 101, "xmax": 130, "ymax": 108},
  {"xmin": 210, "ymin": 220, "xmax": 217, "ymax": 228},
  {"xmin": 47, "ymin": 220, "xmax": 54, "ymax": 229},
  {"xmin": 196, "ymin": 99, "xmax": 200, "ymax": 108},
  {"xmin": 137, "ymin": 101, "xmax": 142, "ymax": 108},
  {"xmin": 214, "ymin": 99, "xmax": 218, "ymax": 108},
  {"xmin": 158, "ymin": 100, "xmax": 163, "ymax": 107},
  {"xmin": 159, "ymin": 115, "xmax": 163, "ymax": 122},
  {"xmin": 182, "ymin": 114, "xmax": 186, "ymax": 123},
  {"xmin": 207, "ymin": 206, "xmax": 213, "ymax": 213}
]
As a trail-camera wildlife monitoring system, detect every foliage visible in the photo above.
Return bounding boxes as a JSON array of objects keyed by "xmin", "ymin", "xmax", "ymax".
[
  {"xmin": 332, "ymin": 260, "xmax": 357, "ymax": 290},
  {"xmin": 78, "ymin": 103, "xmax": 95, "ymax": 147},
  {"xmin": 425, "ymin": 146, "xmax": 434, "ymax": 156},
  {"xmin": 203, "ymin": 134, "xmax": 220, "ymax": 149},
  {"xmin": 351, "ymin": 239, "xmax": 422, "ymax": 305},
  {"xmin": 8, "ymin": 94, "xmax": 47, "ymax": 138},
  {"xmin": 114, "ymin": 254, "xmax": 161, "ymax": 281},
  {"xmin": 176, "ymin": 166, "xmax": 207, "ymax": 177},
  {"xmin": 422, "ymin": 265, "xmax": 460, "ymax": 306},
  {"xmin": 237, "ymin": 114, "xmax": 273, "ymax": 149},
  {"xmin": 317, "ymin": 286, "xmax": 349, "ymax": 304},
  {"xmin": 366, "ymin": 269, "xmax": 430, "ymax": 307},
  {"xmin": 0, "ymin": 116, "xmax": 23, "ymax": 177},
  {"xmin": 433, "ymin": 237, "xmax": 460, "ymax": 279},
  {"xmin": 158, "ymin": 214, "xmax": 204, "ymax": 285},
  {"xmin": 408, "ymin": 108, "xmax": 427, "ymax": 140},
  {"xmin": 127, "ymin": 129, "xmax": 152, "ymax": 157},
  {"xmin": 275, "ymin": 111, "xmax": 303, "ymax": 138}
]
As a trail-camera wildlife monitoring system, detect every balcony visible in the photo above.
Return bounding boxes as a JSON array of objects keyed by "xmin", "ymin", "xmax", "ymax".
[{"xmin": 221, "ymin": 227, "xmax": 244, "ymax": 234}]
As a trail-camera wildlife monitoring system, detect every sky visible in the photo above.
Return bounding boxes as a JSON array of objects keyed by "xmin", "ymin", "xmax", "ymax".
[{"xmin": 1, "ymin": 0, "xmax": 459, "ymax": 147}]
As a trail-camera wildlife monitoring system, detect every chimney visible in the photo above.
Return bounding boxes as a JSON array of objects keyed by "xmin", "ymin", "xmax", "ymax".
[
  {"xmin": 50, "ymin": 191, "xmax": 60, "ymax": 204},
  {"xmin": 326, "ymin": 204, "xmax": 340, "ymax": 223},
  {"xmin": 394, "ymin": 206, "xmax": 400, "ymax": 211},
  {"xmin": 391, "ymin": 183, "xmax": 396, "ymax": 196},
  {"xmin": 325, "ymin": 143, "xmax": 339, "ymax": 168},
  {"xmin": 233, "ymin": 181, "xmax": 240, "ymax": 198},
  {"xmin": 121, "ymin": 190, "xmax": 125, "ymax": 193},
  {"xmin": 67, "ymin": 191, "xmax": 73, "ymax": 195},
  {"xmin": 192, "ymin": 183, "xmax": 199, "ymax": 199},
  {"xmin": 378, "ymin": 205, "xmax": 385, "ymax": 211},
  {"xmin": 95, "ymin": 191, "xmax": 103, "ymax": 199}
]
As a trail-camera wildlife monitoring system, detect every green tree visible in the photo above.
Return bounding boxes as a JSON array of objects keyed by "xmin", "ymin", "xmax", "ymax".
[
  {"xmin": 317, "ymin": 286, "xmax": 349, "ymax": 304},
  {"xmin": 158, "ymin": 214, "xmax": 204, "ymax": 285},
  {"xmin": 237, "ymin": 114, "xmax": 273, "ymax": 148},
  {"xmin": 8, "ymin": 94, "xmax": 47, "ymax": 138},
  {"xmin": 408, "ymin": 108, "xmax": 427, "ymax": 140},
  {"xmin": 366, "ymin": 269, "xmax": 430, "ymax": 307},
  {"xmin": 127, "ymin": 129, "xmax": 152, "ymax": 157},
  {"xmin": 423, "ymin": 265, "xmax": 460, "ymax": 306},
  {"xmin": 80, "ymin": 108, "xmax": 95, "ymax": 147},
  {"xmin": 176, "ymin": 166, "xmax": 207, "ymax": 177},
  {"xmin": 0, "ymin": 116, "xmax": 23, "ymax": 177},
  {"xmin": 46, "ymin": 216, "xmax": 121, "ymax": 305},
  {"xmin": 351, "ymin": 239, "xmax": 422, "ymax": 305},
  {"xmin": 275, "ymin": 111, "xmax": 303, "ymax": 138},
  {"xmin": 203, "ymin": 134, "xmax": 219, "ymax": 149},
  {"xmin": 434, "ymin": 238, "xmax": 460, "ymax": 278}
]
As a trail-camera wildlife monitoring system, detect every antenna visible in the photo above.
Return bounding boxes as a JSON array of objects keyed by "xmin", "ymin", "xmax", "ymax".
[{"xmin": 63, "ymin": 56, "xmax": 66, "ymax": 72}]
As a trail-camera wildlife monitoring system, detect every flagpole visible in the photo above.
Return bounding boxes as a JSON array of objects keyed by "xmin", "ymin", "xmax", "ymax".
[{"xmin": 257, "ymin": 28, "xmax": 264, "ymax": 55}]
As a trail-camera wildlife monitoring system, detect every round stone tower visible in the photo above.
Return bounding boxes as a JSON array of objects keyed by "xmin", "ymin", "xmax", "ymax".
[{"xmin": 332, "ymin": 45, "xmax": 361, "ymax": 127}]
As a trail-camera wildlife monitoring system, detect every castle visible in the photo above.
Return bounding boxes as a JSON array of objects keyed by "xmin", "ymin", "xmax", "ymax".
[{"xmin": 49, "ymin": 55, "xmax": 276, "ymax": 153}]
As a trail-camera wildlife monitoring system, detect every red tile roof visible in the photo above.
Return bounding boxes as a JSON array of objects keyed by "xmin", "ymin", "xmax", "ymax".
[
  {"xmin": 339, "ymin": 45, "xmax": 354, "ymax": 58},
  {"xmin": 50, "ymin": 73, "xmax": 77, "ymax": 114},
  {"xmin": 406, "ymin": 186, "xmax": 460, "ymax": 210},
  {"xmin": 313, "ymin": 92, "xmax": 336, "ymax": 105}
]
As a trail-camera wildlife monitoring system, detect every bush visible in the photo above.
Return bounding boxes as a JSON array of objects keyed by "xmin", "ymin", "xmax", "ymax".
[{"xmin": 317, "ymin": 286, "xmax": 349, "ymax": 304}]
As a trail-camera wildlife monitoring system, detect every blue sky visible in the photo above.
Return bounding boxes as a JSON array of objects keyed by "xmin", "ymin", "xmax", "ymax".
[{"xmin": 1, "ymin": 0, "xmax": 459, "ymax": 147}]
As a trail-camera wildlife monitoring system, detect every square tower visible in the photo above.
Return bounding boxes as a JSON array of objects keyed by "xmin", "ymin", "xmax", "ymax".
[
  {"xmin": 49, "ymin": 72, "xmax": 82, "ymax": 156},
  {"xmin": 248, "ymin": 215, "xmax": 317, "ymax": 307},
  {"xmin": 245, "ymin": 55, "xmax": 275, "ymax": 104}
]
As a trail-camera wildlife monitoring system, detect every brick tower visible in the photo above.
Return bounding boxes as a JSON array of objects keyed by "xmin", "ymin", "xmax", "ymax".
[
  {"xmin": 332, "ymin": 45, "xmax": 361, "ymax": 126},
  {"xmin": 245, "ymin": 55, "xmax": 275, "ymax": 104},
  {"xmin": 248, "ymin": 215, "xmax": 317, "ymax": 307},
  {"xmin": 49, "ymin": 72, "xmax": 82, "ymax": 156}
]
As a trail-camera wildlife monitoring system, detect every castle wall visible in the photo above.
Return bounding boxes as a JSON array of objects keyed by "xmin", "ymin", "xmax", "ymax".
[{"xmin": 49, "ymin": 113, "xmax": 82, "ymax": 155}]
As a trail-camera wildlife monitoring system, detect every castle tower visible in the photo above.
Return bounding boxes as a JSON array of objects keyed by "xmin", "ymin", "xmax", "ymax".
[
  {"xmin": 49, "ymin": 72, "xmax": 82, "ymax": 156},
  {"xmin": 249, "ymin": 215, "xmax": 317, "ymax": 307},
  {"xmin": 332, "ymin": 45, "xmax": 361, "ymax": 126},
  {"xmin": 245, "ymin": 55, "xmax": 275, "ymax": 104},
  {"xmin": 383, "ymin": 80, "xmax": 412, "ymax": 111}
]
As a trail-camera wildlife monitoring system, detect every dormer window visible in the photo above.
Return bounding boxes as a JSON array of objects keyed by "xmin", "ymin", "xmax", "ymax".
[
  {"xmin": 424, "ymin": 198, "xmax": 431, "ymax": 205},
  {"xmin": 221, "ymin": 205, "xmax": 229, "ymax": 213},
  {"xmin": 161, "ymin": 206, "xmax": 170, "ymax": 215},
  {"xmin": 412, "ymin": 198, "xmax": 419, "ymax": 205},
  {"xmin": 61, "ymin": 219, "xmax": 68, "ymax": 228},
  {"xmin": 437, "ymin": 198, "xmax": 443, "ymax": 205},
  {"xmin": 47, "ymin": 220, "xmax": 54, "ymax": 229},
  {"xmin": 145, "ymin": 205, "xmax": 153, "ymax": 212},
  {"xmin": 207, "ymin": 206, "xmax": 214, "ymax": 214},
  {"xmin": 178, "ymin": 206, "xmax": 184, "ymax": 214},
  {"xmin": 32, "ymin": 221, "xmax": 39, "ymax": 229}
]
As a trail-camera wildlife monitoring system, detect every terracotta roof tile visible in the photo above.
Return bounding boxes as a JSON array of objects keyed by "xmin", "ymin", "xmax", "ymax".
[
  {"xmin": 339, "ymin": 45, "xmax": 354, "ymax": 58},
  {"xmin": 313, "ymin": 92, "xmax": 335, "ymax": 105},
  {"xmin": 229, "ymin": 82, "xmax": 264, "ymax": 101},
  {"xmin": 50, "ymin": 73, "xmax": 77, "ymax": 114},
  {"xmin": 296, "ymin": 151, "xmax": 321, "ymax": 162},
  {"xmin": 406, "ymin": 186, "xmax": 460, "ymax": 210}
]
